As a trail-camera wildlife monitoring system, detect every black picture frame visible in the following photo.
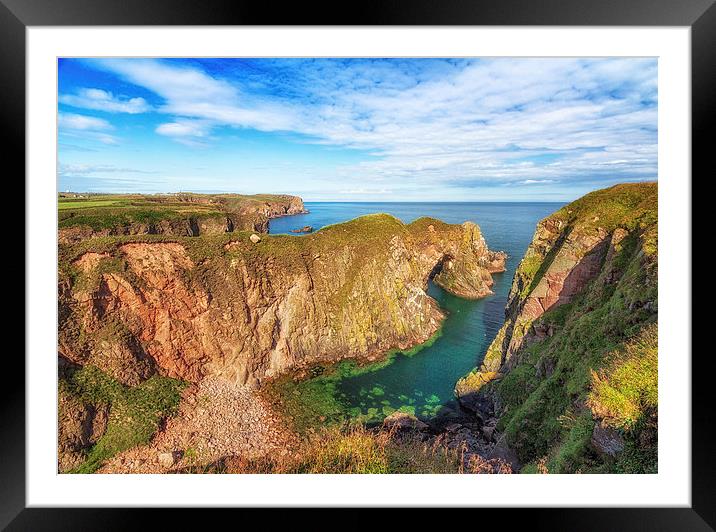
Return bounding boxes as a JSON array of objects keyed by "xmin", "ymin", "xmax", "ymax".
[{"xmin": 4, "ymin": 0, "xmax": 711, "ymax": 528}]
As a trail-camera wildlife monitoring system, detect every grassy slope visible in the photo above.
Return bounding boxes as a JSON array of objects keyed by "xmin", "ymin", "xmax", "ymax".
[
  {"xmin": 187, "ymin": 423, "xmax": 463, "ymax": 474},
  {"xmin": 487, "ymin": 183, "xmax": 658, "ymax": 473},
  {"xmin": 61, "ymin": 365, "xmax": 186, "ymax": 473},
  {"xmin": 58, "ymin": 194, "xmax": 222, "ymax": 230}
]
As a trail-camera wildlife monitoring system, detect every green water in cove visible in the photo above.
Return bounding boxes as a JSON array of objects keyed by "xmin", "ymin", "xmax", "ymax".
[{"xmin": 270, "ymin": 202, "xmax": 563, "ymax": 422}]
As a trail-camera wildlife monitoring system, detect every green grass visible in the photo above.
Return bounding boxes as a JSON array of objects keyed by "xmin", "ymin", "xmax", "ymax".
[
  {"xmin": 57, "ymin": 192, "xmax": 302, "ymax": 232},
  {"xmin": 59, "ymin": 204, "xmax": 224, "ymax": 231},
  {"xmin": 550, "ymin": 182, "xmax": 657, "ymax": 233},
  {"xmin": 58, "ymin": 199, "xmax": 121, "ymax": 210},
  {"xmin": 587, "ymin": 324, "xmax": 657, "ymax": 430},
  {"xmin": 63, "ymin": 365, "xmax": 186, "ymax": 473}
]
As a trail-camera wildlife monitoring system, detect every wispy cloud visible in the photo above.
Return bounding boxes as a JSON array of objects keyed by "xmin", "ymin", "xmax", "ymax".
[
  {"xmin": 62, "ymin": 58, "xmax": 657, "ymax": 198},
  {"xmin": 58, "ymin": 112, "xmax": 118, "ymax": 145},
  {"xmin": 155, "ymin": 119, "xmax": 213, "ymax": 146},
  {"xmin": 519, "ymin": 179, "xmax": 557, "ymax": 185},
  {"xmin": 338, "ymin": 188, "xmax": 392, "ymax": 195},
  {"xmin": 58, "ymin": 163, "xmax": 156, "ymax": 176},
  {"xmin": 58, "ymin": 112, "xmax": 113, "ymax": 131},
  {"xmin": 91, "ymin": 58, "xmax": 656, "ymax": 185},
  {"xmin": 91, "ymin": 59, "xmax": 297, "ymax": 145},
  {"xmin": 59, "ymin": 88, "xmax": 151, "ymax": 114}
]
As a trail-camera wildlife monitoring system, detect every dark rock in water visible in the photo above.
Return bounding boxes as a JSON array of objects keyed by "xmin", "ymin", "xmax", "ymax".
[
  {"xmin": 427, "ymin": 404, "xmax": 476, "ymax": 432},
  {"xmin": 455, "ymin": 386, "xmax": 496, "ymax": 423},
  {"xmin": 290, "ymin": 226, "xmax": 313, "ymax": 234}
]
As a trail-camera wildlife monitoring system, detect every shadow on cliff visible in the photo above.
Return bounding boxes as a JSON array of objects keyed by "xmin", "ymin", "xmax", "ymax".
[{"xmin": 493, "ymin": 224, "xmax": 611, "ymax": 370}]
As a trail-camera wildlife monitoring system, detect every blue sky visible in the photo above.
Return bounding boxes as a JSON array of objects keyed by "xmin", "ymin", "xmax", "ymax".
[{"xmin": 58, "ymin": 58, "xmax": 657, "ymax": 202}]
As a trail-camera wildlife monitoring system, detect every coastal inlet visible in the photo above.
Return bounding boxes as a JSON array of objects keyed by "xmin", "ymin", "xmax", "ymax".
[{"xmin": 265, "ymin": 201, "xmax": 562, "ymax": 427}]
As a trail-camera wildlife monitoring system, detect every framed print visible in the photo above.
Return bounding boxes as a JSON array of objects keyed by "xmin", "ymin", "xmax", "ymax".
[{"xmin": 5, "ymin": 0, "xmax": 712, "ymax": 528}]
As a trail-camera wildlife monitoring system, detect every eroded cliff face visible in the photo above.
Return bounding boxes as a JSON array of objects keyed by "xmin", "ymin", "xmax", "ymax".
[
  {"xmin": 454, "ymin": 183, "xmax": 658, "ymax": 473},
  {"xmin": 59, "ymin": 214, "xmax": 505, "ymax": 387},
  {"xmin": 480, "ymin": 219, "xmax": 615, "ymax": 373}
]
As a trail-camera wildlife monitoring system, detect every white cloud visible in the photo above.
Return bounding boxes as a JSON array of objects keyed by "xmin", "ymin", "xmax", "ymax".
[
  {"xmin": 93, "ymin": 59, "xmax": 298, "ymax": 144},
  {"xmin": 155, "ymin": 119, "xmax": 215, "ymax": 147},
  {"xmin": 338, "ymin": 188, "xmax": 392, "ymax": 195},
  {"xmin": 88, "ymin": 58, "xmax": 657, "ymax": 187},
  {"xmin": 519, "ymin": 179, "xmax": 556, "ymax": 185},
  {"xmin": 58, "ymin": 112, "xmax": 113, "ymax": 131},
  {"xmin": 59, "ymin": 88, "xmax": 151, "ymax": 114},
  {"xmin": 58, "ymin": 112, "xmax": 118, "ymax": 145}
]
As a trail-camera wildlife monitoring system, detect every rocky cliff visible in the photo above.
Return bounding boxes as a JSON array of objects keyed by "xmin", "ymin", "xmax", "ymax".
[
  {"xmin": 455, "ymin": 183, "xmax": 658, "ymax": 473},
  {"xmin": 58, "ymin": 193, "xmax": 307, "ymax": 244},
  {"xmin": 59, "ymin": 214, "xmax": 505, "ymax": 388}
]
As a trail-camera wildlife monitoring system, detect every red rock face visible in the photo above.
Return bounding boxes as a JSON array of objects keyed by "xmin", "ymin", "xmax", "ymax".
[
  {"xmin": 541, "ymin": 241, "xmax": 607, "ymax": 312},
  {"xmin": 485, "ymin": 222, "xmax": 616, "ymax": 370},
  {"xmin": 59, "ymin": 218, "xmax": 504, "ymax": 386}
]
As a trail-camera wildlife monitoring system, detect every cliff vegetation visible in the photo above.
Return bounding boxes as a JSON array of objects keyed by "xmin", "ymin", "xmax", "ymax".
[{"xmin": 455, "ymin": 182, "xmax": 658, "ymax": 473}]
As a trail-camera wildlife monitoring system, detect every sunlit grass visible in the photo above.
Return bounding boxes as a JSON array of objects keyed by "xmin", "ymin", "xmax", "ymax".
[{"xmin": 63, "ymin": 365, "xmax": 186, "ymax": 474}]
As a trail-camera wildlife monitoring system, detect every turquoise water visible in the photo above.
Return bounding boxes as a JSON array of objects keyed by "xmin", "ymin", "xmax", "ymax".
[{"xmin": 269, "ymin": 202, "xmax": 563, "ymax": 420}]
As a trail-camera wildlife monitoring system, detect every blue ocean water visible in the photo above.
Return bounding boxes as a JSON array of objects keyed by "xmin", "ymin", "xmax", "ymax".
[{"xmin": 269, "ymin": 202, "xmax": 563, "ymax": 420}]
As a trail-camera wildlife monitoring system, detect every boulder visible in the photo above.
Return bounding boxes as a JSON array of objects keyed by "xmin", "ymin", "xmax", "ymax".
[
  {"xmin": 481, "ymin": 423, "xmax": 496, "ymax": 442},
  {"xmin": 382, "ymin": 411, "xmax": 429, "ymax": 432},
  {"xmin": 158, "ymin": 451, "xmax": 183, "ymax": 468},
  {"xmin": 487, "ymin": 435, "xmax": 521, "ymax": 472},
  {"xmin": 249, "ymin": 234, "xmax": 261, "ymax": 243},
  {"xmin": 591, "ymin": 422, "xmax": 624, "ymax": 457},
  {"xmin": 290, "ymin": 226, "xmax": 313, "ymax": 234}
]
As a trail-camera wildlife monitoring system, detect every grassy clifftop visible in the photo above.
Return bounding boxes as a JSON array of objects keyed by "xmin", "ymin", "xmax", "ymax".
[{"xmin": 58, "ymin": 192, "xmax": 306, "ymax": 242}]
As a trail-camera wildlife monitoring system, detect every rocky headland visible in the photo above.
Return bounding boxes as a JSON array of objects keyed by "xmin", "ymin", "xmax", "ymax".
[
  {"xmin": 58, "ymin": 193, "xmax": 307, "ymax": 244},
  {"xmin": 452, "ymin": 182, "xmax": 658, "ymax": 473},
  {"xmin": 59, "ymin": 214, "xmax": 505, "ymax": 387}
]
